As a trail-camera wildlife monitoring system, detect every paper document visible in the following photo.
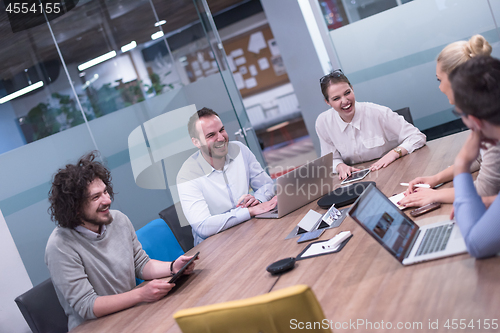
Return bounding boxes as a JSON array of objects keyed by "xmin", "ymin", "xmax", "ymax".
[
  {"xmin": 300, "ymin": 231, "xmax": 351, "ymax": 258},
  {"xmin": 301, "ymin": 241, "xmax": 341, "ymax": 258},
  {"xmin": 389, "ymin": 192, "xmax": 406, "ymax": 210},
  {"xmin": 233, "ymin": 72, "xmax": 245, "ymax": 90},
  {"xmin": 268, "ymin": 39, "xmax": 280, "ymax": 56},
  {"xmin": 234, "ymin": 56, "xmax": 246, "ymax": 66},
  {"xmin": 258, "ymin": 57, "xmax": 269, "ymax": 70},
  {"xmin": 248, "ymin": 31, "xmax": 266, "ymax": 54},
  {"xmin": 245, "ymin": 77, "xmax": 257, "ymax": 89},
  {"xmin": 230, "ymin": 48, "xmax": 244, "ymax": 58},
  {"xmin": 249, "ymin": 65, "xmax": 258, "ymax": 76}
]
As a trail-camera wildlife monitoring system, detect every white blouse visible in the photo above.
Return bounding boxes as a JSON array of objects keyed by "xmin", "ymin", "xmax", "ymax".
[{"xmin": 315, "ymin": 102, "xmax": 426, "ymax": 172}]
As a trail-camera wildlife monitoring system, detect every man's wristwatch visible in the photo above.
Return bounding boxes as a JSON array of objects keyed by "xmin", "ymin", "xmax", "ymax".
[{"xmin": 393, "ymin": 147, "xmax": 403, "ymax": 158}]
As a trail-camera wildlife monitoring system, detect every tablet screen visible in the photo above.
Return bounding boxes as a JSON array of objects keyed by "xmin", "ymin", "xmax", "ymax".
[
  {"xmin": 341, "ymin": 168, "xmax": 370, "ymax": 185},
  {"xmin": 168, "ymin": 251, "xmax": 199, "ymax": 283}
]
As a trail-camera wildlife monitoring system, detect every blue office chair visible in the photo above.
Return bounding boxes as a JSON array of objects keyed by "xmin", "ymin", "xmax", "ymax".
[{"xmin": 136, "ymin": 218, "xmax": 185, "ymax": 284}]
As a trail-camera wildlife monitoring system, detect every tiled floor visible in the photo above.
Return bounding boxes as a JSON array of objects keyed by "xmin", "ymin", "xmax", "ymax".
[{"xmin": 262, "ymin": 136, "xmax": 318, "ymax": 178}]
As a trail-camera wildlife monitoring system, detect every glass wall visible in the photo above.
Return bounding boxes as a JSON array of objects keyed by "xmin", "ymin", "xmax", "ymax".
[
  {"xmin": 318, "ymin": 0, "xmax": 414, "ymax": 30},
  {"xmin": 324, "ymin": 0, "xmax": 500, "ymax": 131},
  {"xmin": 0, "ymin": 0, "xmax": 261, "ymax": 285}
]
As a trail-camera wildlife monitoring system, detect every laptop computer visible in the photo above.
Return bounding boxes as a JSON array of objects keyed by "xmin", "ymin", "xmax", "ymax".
[
  {"xmin": 256, "ymin": 153, "xmax": 334, "ymax": 219},
  {"xmin": 348, "ymin": 184, "xmax": 467, "ymax": 265}
]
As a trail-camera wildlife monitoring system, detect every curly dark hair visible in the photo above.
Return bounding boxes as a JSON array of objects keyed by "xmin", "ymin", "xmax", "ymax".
[{"xmin": 48, "ymin": 151, "xmax": 114, "ymax": 228}]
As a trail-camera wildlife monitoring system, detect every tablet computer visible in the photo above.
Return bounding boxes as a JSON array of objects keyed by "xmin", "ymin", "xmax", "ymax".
[
  {"xmin": 340, "ymin": 168, "xmax": 370, "ymax": 185},
  {"xmin": 169, "ymin": 251, "xmax": 199, "ymax": 283}
]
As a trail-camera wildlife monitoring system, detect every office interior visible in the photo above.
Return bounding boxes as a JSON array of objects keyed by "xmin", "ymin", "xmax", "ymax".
[{"xmin": 1, "ymin": 0, "xmax": 499, "ymax": 331}]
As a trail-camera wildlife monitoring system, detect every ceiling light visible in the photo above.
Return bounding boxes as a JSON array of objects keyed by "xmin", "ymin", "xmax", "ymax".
[
  {"xmin": 154, "ymin": 20, "xmax": 166, "ymax": 27},
  {"xmin": 0, "ymin": 81, "xmax": 44, "ymax": 104},
  {"xmin": 121, "ymin": 41, "xmax": 137, "ymax": 53},
  {"xmin": 151, "ymin": 31, "xmax": 164, "ymax": 40},
  {"xmin": 78, "ymin": 51, "xmax": 117, "ymax": 71}
]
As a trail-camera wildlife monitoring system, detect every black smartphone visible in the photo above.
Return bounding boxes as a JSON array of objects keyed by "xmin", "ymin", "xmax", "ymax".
[
  {"xmin": 297, "ymin": 229, "xmax": 325, "ymax": 243},
  {"xmin": 169, "ymin": 251, "xmax": 199, "ymax": 283},
  {"xmin": 410, "ymin": 202, "xmax": 441, "ymax": 217}
]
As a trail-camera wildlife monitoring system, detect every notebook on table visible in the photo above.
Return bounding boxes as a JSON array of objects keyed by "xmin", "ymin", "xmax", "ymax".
[{"xmin": 348, "ymin": 184, "xmax": 467, "ymax": 265}]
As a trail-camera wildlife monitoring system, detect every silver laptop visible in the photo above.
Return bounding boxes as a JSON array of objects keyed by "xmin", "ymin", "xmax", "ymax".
[
  {"xmin": 256, "ymin": 153, "xmax": 334, "ymax": 219},
  {"xmin": 348, "ymin": 184, "xmax": 467, "ymax": 265}
]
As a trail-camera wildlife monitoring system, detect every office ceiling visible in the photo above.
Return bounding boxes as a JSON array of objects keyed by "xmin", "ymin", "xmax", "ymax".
[{"xmin": 0, "ymin": 0, "xmax": 247, "ymax": 81}]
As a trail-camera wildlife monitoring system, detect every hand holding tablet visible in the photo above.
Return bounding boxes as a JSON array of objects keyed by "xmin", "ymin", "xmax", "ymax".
[
  {"xmin": 340, "ymin": 168, "xmax": 371, "ymax": 185},
  {"xmin": 169, "ymin": 252, "xmax": 199, "ymax": 283}
]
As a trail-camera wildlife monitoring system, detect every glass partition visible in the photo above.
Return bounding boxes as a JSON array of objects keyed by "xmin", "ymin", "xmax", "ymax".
[
  {"xmin": 0, "ymin": 0, "xmax": 264, "ymax": 285},
  {"xmin": 193, "ymin": 0, "xmax": 266, "ymax": 165},
  {"xmin": 318, "ymin": 0, "xmax": 415, "ymax": 30},
  {"xmin": 0, "ymin": 5, "xmax": 100, "ymax": 285},
  {"xmin": 325, "ymin": 0, "xmax": 500, "ymax": 131}
]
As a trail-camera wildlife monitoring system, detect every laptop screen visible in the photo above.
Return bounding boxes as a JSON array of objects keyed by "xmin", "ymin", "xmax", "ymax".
[{"xmin": 348, "ymin": 184, "xmax": 419, "ymax": 261}]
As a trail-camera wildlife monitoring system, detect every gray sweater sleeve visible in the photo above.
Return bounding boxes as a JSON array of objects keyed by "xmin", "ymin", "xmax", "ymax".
[
  {"xmin": 45, "ymin": 211, "xmax": 151, "ymax": 329},
  {"xmin": 474, "ymin": 143, "xmax": 500, "ymax": 196},
  {"xmin": 45, "ymin": 234, "xmax": 99, "ymax": 321}
]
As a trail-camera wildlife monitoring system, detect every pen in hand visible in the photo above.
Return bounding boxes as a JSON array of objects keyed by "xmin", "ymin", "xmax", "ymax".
[{"xmin": 400, "ymin": 183, "xmax": 431, "ymax": 188}]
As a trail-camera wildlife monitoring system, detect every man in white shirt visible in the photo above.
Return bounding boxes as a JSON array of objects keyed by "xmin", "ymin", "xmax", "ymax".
[{"xmin": 177, "ymin": 108, "xmax": 277, "ymax": 245}]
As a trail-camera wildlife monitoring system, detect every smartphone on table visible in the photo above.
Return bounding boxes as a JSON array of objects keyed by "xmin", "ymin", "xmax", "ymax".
[{"xmin": 410, "ymin": 203, "xmax": 441, "ymax": 217}]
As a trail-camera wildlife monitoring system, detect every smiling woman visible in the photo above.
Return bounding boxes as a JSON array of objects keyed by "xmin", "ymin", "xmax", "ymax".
[{"xmin": 315, "ymin": 70, "xmax": 426, "ymax": 180}]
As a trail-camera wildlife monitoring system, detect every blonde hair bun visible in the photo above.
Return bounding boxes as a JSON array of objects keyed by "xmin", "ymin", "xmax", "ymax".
[
  {"xmin": 468, "ymin": 34, "xmax": 492, "ymax": 57},
  {"xmin": 438, "ymin": 34, "xmax": 492, "ymax": 74}
]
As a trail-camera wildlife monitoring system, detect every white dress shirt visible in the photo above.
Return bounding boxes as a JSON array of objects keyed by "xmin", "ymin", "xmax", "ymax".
[
  {"xmin": 177, "ymin": 141, "xmax": 274, "ymax": 245},
  {"xmin": 315, "ymin": 102, "xmax": 426, "ymax": 172}
]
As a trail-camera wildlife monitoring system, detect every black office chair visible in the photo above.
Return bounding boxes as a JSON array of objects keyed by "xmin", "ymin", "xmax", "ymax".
[
  {"xmin": 394, "ymin": 107, "xmax": 414, "ymax": 125},
  {"xmin": 15, "ymin": 278, "xmax": 68, "ymax": 333},
  {"xmin": 159, "ymin": 202, "xmax": 194, "ymax": 252}
]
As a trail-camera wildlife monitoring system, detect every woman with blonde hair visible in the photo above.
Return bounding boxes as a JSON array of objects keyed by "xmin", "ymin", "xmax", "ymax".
[{"xmin": 400, "ymin": 34, "xmax": 499, "ymax": 208}]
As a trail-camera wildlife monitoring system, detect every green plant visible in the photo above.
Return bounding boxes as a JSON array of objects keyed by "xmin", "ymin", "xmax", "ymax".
[
  {"xmin": 21, "ymin": 93, "xmax": 84, "ymax": 142},
  {"xmin": 144, "ymin": 71, "xmax": 173, "ymax": 95}
]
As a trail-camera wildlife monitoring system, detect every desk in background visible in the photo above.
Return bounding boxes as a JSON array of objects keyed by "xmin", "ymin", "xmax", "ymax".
[{"xmin": 72, "ymin": 130, "xmax": 500, "ymax": 333}]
